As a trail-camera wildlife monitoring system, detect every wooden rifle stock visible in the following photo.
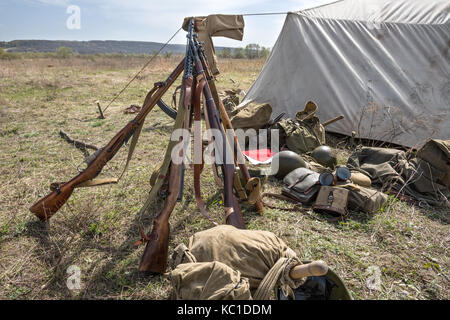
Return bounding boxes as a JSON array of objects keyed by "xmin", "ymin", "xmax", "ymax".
[
  {"xmin": 138, "ymin": 39, "xmax": 194, "ymax": 273},
  {"xmin": 190, "ymin": 41, "xmax": 245, "ymax": 229},
  {"xmin": 197, "ymin": 51, "xmax": 264, "ymax": 215},
  {"xmin": 322, "ymin": 115, "xmax": 344, "ymax": 127},
  {"xmin": 29, "ymin": 59, "xmax": 185, "ymax": 220},
  {"xmin": 138, "ymin": 162, "xmax": 182, "ymax": 273}
]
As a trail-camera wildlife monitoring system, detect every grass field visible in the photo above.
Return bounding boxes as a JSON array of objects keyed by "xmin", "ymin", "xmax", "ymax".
[{"xmin": 0, "ymin": 55, "xmax": 448, "ymax": 300}]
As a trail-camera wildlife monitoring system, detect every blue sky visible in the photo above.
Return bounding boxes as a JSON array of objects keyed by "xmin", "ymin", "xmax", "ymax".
[{"xmin": 0, "ymin": 0, "xmax": 333, "ymax": 47}]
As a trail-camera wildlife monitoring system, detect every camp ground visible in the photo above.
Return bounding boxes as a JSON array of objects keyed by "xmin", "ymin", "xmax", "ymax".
[{"xmin": 0, "ymin": 0, "xmax": 448, "ymax": 302}]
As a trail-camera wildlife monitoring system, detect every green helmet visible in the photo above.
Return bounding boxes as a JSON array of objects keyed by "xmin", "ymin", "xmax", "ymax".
[
  {"xmin": 271, "ymin": 150, "xmax": 308, "ymax": 179},
  {"xmin": 276, "ymin": 260, "xmax": 353, "ymax": 300},
  {"xmin": 311, "ymin": 145, "xmax": 337, "ymax": 168}
]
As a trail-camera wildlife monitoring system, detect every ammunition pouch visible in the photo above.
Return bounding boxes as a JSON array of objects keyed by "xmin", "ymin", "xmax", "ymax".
[
  {"xmin": 281, "ymin": 168, "xmax": 320, "ymax": 204},
  {"xmin": 312, "ymin": 186, "xmax": 349, "ymax": 219},
  {"xmin": 233, "ymin": 170, "xmax": 262, "ymax": 205}
]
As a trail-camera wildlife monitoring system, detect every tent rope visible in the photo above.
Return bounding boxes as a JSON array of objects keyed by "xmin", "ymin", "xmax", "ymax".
[
  {"xmin": 242, "ymin": 12, "xmax": 289, "ymax": 16},
  {"xmin": 101, "ymin": 27, "xmax": 182, "ymax": 114}
]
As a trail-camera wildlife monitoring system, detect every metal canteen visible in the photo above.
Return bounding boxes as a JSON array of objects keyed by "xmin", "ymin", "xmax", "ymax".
[
  {"xmin": 336, "ymin": 166, "xmax": 351, "ymax": 181},
  {"xmin": 319, "ymin": 171, "xmax": 335, "ymax": 186}
]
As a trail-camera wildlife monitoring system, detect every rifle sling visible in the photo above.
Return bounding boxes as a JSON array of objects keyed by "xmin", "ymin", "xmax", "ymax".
[
  {"xmin": 119, "ymin": 82, "xmax": 166, "ymax": 182},
  {"xmin": 137, "ymin": 82, "xmax": 190, "ymax": 217},
  {"xmin": 202, "ymin": 97, "xmax": 223, "ymax": 188},
  {"xmin": 193, "ymin": 76, "xmax": 218, "ymax": 226}
]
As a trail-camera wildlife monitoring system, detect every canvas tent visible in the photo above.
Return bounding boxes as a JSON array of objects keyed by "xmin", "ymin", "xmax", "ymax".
[{"xmin": 239, "ymin": 0, "xmax": 450, "ymax": 147}]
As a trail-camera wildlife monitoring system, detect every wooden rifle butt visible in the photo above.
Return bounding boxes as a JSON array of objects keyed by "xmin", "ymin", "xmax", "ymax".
[
  {"xmin": 322, "ymin": 115, "xmax": 344, "ymax": 127},
  {"xmin": 138, "ymin": 219, "xmax": 170, "ymax": 274},
  {"xmin": 29, "ymin": 183, "xmax": 75, "ymax": 221},
  {"xmin": 225, "ymin": 196, "xmax": 246, "ymax": 229}
]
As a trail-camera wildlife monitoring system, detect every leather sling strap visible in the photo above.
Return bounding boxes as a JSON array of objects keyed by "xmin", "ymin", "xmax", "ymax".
[
  {"xmin": 261, "ymin": 192, "xmax": 309, "ymax": 212},
  {"xmin": 137, "ymin": 77, "xmax": 193, "ymax": 217},
  {"xmin": 119, "ymin": 84, "xmax": 160, "ymax": 181},
  {"xmin": 202, "ymin": 96, "xmax": 223, "ymax": 188},
  {"xmin": 193, "ymin": 75, "xmax": 218, "ymax": 226}
]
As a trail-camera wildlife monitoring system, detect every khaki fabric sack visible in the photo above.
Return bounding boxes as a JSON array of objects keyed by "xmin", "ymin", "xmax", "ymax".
[
  {"xmin": 347, "ymin": 146, "xmax": 450, "ymax": 206},
  {"xmin": 170, "ymin": 261, "xmax": 252, "ymax": 300},
  {"xmin": 230, "ymin": 102, "xmax": 272, "ymax": 130},
  {"xmin": 182, "ymin": 15, "xmax": 245, "ymax": 75},
  {"xmin": 337, "ymin": 182, "xmax": 388, "ymax": 214},
  {"xmin": 416, "ymin": 139, "xmax": 450, "ymax": 188},
  {"xmin": 170, "ymin": 225, "xmax": 305, "ymax": 300}
]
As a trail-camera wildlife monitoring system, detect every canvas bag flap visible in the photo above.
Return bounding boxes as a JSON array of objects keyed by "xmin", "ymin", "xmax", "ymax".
[
  {"xmin": 230, "ymin": 102, "xmax": 272, "ymax": 129},
  {"xmin": 282, "ymin": 167, "xmax": 321, "ymax": 204}
]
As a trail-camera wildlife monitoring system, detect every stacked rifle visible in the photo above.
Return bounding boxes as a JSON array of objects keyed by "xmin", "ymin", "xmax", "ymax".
[{"xmin": 29, "ymin": 19, "xmax": 264, "ymax": 274}]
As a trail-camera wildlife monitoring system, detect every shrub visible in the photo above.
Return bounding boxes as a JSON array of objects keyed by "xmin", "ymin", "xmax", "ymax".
[{"xmin": 55, "ymin": 46, "xmax": 74, "ymax": 59}]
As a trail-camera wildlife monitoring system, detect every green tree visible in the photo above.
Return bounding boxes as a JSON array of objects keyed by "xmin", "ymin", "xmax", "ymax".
[
  {"xmin": 244, "ymin": 44, "xmax": 261, "ymax": 59},
  {"xmin": 55, "ymin": 46, "xmax": 73, "ymax": 59},
  {"xmin": 233, "ymin": 47, "xmax": 245, "ymax": 59},
  {"xmin": 260, "ymin": 46, "xmax": 271, "ymax": 59}
]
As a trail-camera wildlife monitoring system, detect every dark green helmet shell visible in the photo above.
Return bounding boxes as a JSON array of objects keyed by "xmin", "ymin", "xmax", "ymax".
[
  {"xmin": 311, "ymin": 145, "xmax": 337, "ymax": 168},
  {"xmin": 272, "ymin": 150, "xmax": 308, "ymax": 179}
]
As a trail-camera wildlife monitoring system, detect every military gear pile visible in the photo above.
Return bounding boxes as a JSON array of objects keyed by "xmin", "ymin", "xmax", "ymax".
[
  {"xmin": 347, "ymin": 140, "xmax": 450, "ymax": 206},
  {"xmin": 219, "ymin": 88, "xmax": 243, "ymax": 117}
]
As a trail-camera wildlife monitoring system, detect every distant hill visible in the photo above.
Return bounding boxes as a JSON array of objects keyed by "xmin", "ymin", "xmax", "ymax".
[{"xmin": 0, "ymin": 40, "xmax": 230, "ymax": 54}]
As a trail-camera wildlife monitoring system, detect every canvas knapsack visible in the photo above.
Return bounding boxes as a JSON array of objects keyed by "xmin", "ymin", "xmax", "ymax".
[
  {"xmin": 168, "ymin": 225, "xmax": 305, "ymax": 300},
  {"xmin": 276, "ymin": 101, "xmax": 326, "ymax": 154}
]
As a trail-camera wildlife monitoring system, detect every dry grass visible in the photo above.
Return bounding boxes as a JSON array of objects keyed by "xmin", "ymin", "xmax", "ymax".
[{"xmin": 0, "ymin": 56, "xmax": 448, "ymax": 300}]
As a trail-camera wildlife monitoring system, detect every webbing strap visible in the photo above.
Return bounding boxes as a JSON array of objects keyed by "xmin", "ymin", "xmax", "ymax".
[
  {"xmin": 193, "ymin": 76, "xmax": 218, "ymax": 226},
  {"xmin": 118, "ymin": 84, "xmax": 160, "ymax": 181},
  {"xmin": 260, "ymin": 192, "xmax": 308, "ymax": 212},
  {"xmin": 137, "ymin": 84, "xmax": 190, "ymax": 216}
]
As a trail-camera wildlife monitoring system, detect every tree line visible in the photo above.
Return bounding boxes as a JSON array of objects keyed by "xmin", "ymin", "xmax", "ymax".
[
  {"xmin": 1, "ymin": 44, "xmax": 271, "ymax": 60},
  {"xmin": 216, "ymin": 44, "xmax": 270, "ymax": 59}
]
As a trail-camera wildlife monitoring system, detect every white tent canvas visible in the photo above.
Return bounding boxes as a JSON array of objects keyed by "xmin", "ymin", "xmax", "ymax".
[{"xmin": 240, "ymin": 0, "xmax": 450, "ymax": 147}]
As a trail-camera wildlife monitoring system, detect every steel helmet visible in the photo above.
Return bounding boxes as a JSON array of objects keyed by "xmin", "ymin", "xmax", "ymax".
[
  {"xmin": 271, "ymin": 150, "xmax": 308, "ymax": 179},
  {"xmin": 311, "ymin": 145, "xmax": 337, "ymax": 168}
]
